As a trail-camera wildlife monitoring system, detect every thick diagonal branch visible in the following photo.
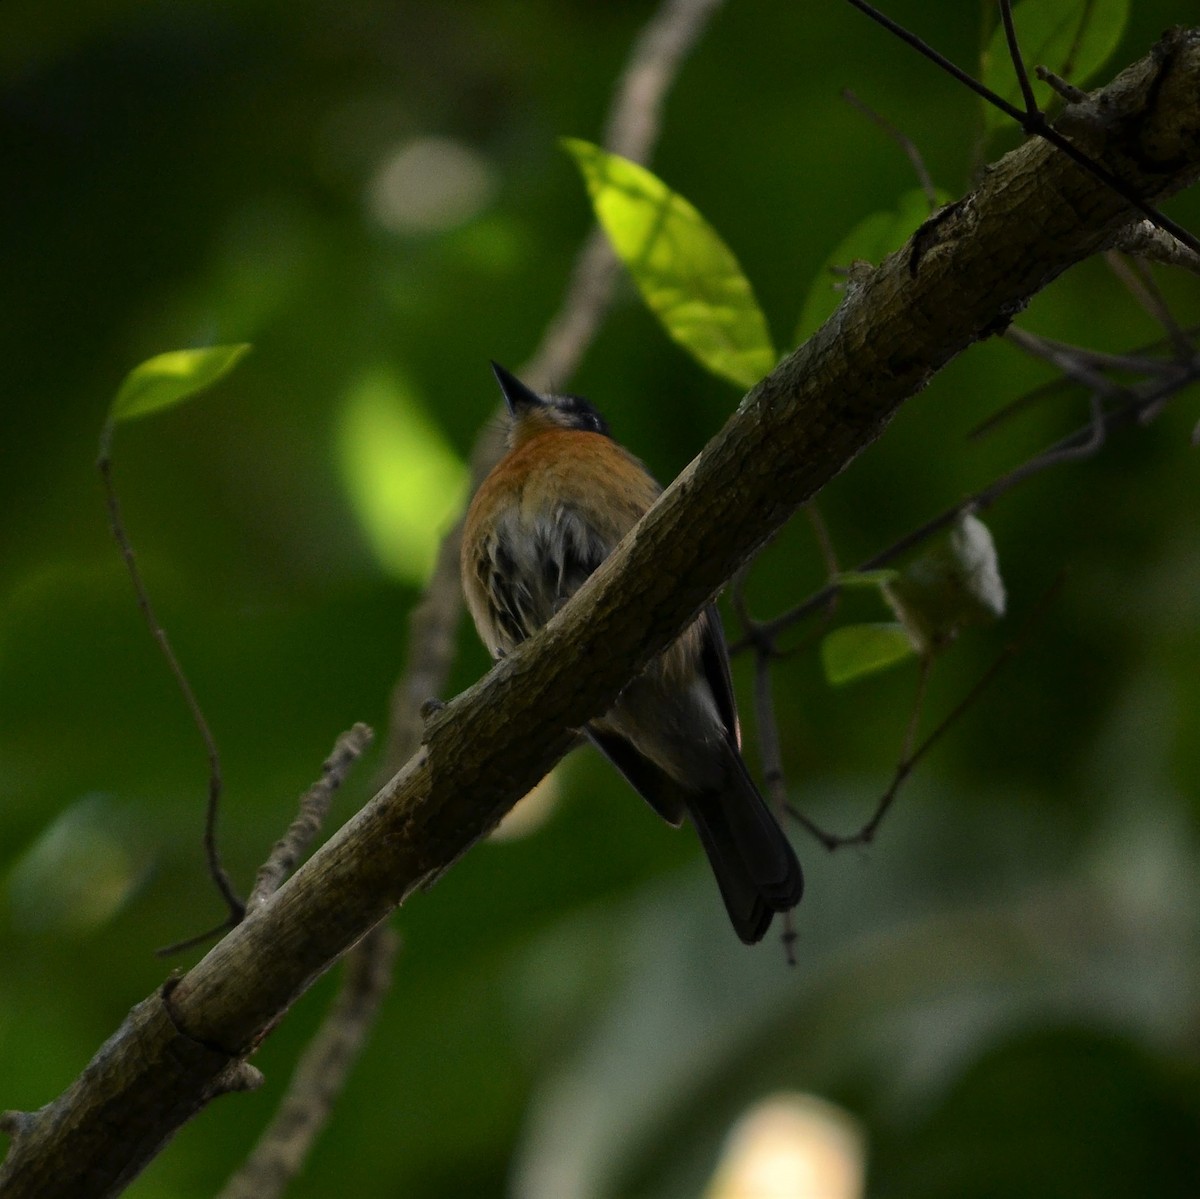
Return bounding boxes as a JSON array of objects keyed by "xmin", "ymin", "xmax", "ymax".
[{"xmin": 2, "ymin": 28, "xmax": 1198, "ymax": 1199}]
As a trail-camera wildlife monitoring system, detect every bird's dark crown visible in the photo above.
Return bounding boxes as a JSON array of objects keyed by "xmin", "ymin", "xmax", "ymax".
[
  {"xmin": 490, "ymin": 360, "xmax": 611, "ymax": 439},
  {"xmin": 537, "ymin": 392, "xmax": 610, "ymax": 436}
]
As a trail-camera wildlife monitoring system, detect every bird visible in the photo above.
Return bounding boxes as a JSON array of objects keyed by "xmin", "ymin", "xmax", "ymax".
[{"xmin": 460, "ymin": 362, "xmax": 803, "ymax": 944}]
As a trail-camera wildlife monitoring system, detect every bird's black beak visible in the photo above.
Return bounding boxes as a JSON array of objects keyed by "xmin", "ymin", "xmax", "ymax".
[{"xmin": 490, "ymin": 361, "xmax": 545, "ymax": 416}]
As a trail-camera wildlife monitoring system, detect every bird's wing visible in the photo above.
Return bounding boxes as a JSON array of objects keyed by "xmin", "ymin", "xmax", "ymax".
[
  {"xmin": 698, "ymin": 604, "xmax": 742, "ymax": 750},
  {"xmin": 584, "ymin": 727, "xmax": 688, "ymax": 826}
]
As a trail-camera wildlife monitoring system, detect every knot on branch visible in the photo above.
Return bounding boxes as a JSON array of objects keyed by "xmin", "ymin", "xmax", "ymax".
[
  {"xmin": 1107, "ymin": 26, "xmax": 1200, "ymax": 178},
  {"xmin": 160, "ymin": 979, "xmax": 264, "ymax": 1098},
  {"xmin": 213, "ymin": 1063, "xmax": 265, "ymax": 1097}
]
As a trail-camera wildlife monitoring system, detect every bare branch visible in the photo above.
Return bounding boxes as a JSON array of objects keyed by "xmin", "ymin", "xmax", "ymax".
[
  {"xmin": 796, "ymin": 654, "xmax": 933, "ymax": 849},
  {"xmin": 1004, "ymin": 326, "xmax": 1131, "ymax": 398},
  {"xmin": 97, "ymin": 443, "xmax": 243, "ymax": 927},
  {"xmin": 248, "ymin": 724, "xmax": 375, "ymax": 912},
  {"xmin": 215, "ymin": 926, "xmax": 398, "ymax": 1199},
  {"xmin": 998, "ymin": 0, "xmax": 1039, "ymax": 115},
  {"xmin": 750, "ymin": 320, "xmax": 1200, "ymax": 653},
  {"xmin": 1111, "ymin": 218, "xmax": 1200, "ymax": 275},
  {"xmin": 1037, "ymin": 65, "xmax": 1088, "ymax": 105}
]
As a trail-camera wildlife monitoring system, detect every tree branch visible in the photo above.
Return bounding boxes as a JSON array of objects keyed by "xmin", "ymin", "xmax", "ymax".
[
  {"xmin": 214, "ymin": 925, "xmax": 398, "ymax": 1199},
  {"xmin": 3, "ymin": 27, "xmax": 1199, "ymax": 1198}
]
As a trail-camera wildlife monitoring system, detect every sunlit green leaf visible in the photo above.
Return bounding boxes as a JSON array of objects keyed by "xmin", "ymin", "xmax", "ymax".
[
  {"xmin": 337, "ymin": 366, "xmax": 469, "ymax": 584},
  {"xmin": 884, "ymin": 513, "xmax": 1006, "ymax": 654},
  {"xmin": 980, "ymin": 0, "xmax": 1129, "ymax": 131},
  {"xmin": 107, "ymin": 343, "xmax": 252, "ymax": 424},
  {"xmin": 795, "ymin": 189, "xmax": 947, "ymax": 344},
  {"xmin": 820, "ymin": 622, "xmax": 917, "ymax": 686},
  {"xmin": 563, "ymin": 138, "xmax": 775, "ymax": 389}
]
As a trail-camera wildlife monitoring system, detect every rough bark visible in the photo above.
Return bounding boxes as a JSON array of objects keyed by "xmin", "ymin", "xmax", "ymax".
[{"xmin": 2, "ymin": 27, "xmax": 1198, "ymax": 1198}]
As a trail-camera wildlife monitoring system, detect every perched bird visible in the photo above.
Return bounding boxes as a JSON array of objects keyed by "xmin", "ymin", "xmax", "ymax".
[{"xmin": 460, "ymin": 362, "xmax": 803, "ymax": 944}]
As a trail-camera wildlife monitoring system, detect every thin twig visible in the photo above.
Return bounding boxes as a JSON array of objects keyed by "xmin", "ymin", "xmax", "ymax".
[
  {"xmin": 98, "ymin": 434, "xmax": 244, "ymax": 926},
  {"xmin": 800, "ymin": 654, "xmax": 933, "ymax": 848},
  {"xmin": 1004, "ymin": 327, "xmax": 1183, "ymax": 378},
  {"xmin": 740, "ymin": 348, "xmax": 1200, "ymax": 651},
  {"xmin": 970, "ymin": 323, "xmax": 1200, "ymax": 440},
  {"xmin": 155, "ymin": 915, "xmax": 240, "ymax": 958},
  {"xmin": 1103, "ymin": 251, "xmax": 1195, "ymax": 359},
  {"xmin": 998, "ymin": 0, "xmax": 1039, "ymax": 115},
  {"xmin": 248, "ymin": 724, "xmax": 375, "ymax": 912},
  {"xmin": 840, "ymin": 0, "xmax": 1200, "ymax": 257},
  {"xmin": 1003, "ymin": 327, "xmax": 1132, "ymax": 400},
  {"xmin": 791, "ymin": 575, "xmax": 1064, "ymax": 849},
  {"xmin": 1036, "ymin": 67, "xmax": 1088, "ymax": 106},
  {"xmin": 872, "ymin": 574, "xmax": 1064, "ymax": 817},
  {"xmin": 842, "ymin": 88, "xmax": 939, "ymax": 206},
  {"xmin": 1111, "ymin": 220, "xmax": 1200, "ymax": 276}
]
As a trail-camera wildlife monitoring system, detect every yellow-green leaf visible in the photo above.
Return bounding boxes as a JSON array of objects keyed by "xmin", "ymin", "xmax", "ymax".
[
  {"xmin": 563, "ymin": 138, "xmax": 775, "ymax": 389},
  {"xmin": 820, "ymin": 622, "xmax": 917, "ymax": 686},
  {"xmin": 980, "ymin": 0, "xmax": 1129, "ymax": 131},
  {"xmin": 795, "ymin": 189, "xmax": 947, "ymax": 344},
  {"xmin": 108, "ymin": 343, "xmax": 252, "ymax": 424}
]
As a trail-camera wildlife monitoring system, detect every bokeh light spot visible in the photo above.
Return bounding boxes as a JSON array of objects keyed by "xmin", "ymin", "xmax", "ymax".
[
  {"xmin": 366, "ymin": 136, "xmax": 495, "ymax": 235},
  {"xmin": 707, "ymin": 1093, "xmax": 866, "ymax": 1199},
  {"xmin": 7, "ymin": 795, "xmax": 150, "ymax": 935},
  {"xmin": 337, "ymin": 367, "xmax": 469, "ymax": 583}
]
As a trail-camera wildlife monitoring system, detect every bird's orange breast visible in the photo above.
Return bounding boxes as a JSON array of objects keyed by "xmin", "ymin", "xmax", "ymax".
[
  {"xmin": 465, "ymin": 429, "xmax": 660, "ymax": 546},
  {"xmin": 460, "ymin": 428, "xmax": 663, "ymax": 658}
]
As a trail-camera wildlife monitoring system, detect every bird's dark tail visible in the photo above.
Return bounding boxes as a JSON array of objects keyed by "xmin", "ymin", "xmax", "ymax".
[
  {"xmin": 685, "ymin": 747, "xmax": 803, "ymax": 945},
  {"xmin": 585, "ymin": 726, "xmax": 803, "ymax": 944}
]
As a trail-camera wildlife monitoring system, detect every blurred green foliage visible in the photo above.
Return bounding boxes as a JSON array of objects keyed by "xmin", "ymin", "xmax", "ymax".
[{"xmin": 1, "ymin": 1, "xmax": 1198, "ymax": 1197}]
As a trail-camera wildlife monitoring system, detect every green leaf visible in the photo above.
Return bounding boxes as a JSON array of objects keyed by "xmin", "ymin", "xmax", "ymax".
[
  {"xmin": 980, "ymin": 0, "xmax": 1129, "ymax": 131},
  {"xmin": 820, "ymin": 622, "xmax": 917, "ymax": 686},
  {"xmin": 562, "ymin": 138, "xmax": 775, "ymax": 389},
  {"xmin": 108, "ymin": 343, "xmax": 252, "ymax": 424},
  {"xmin": 883, "ymin": 513, "xmax": 1007, "ymax": 654},
  {"xmin": 795, "ymin": 189, "xmax": 948, "ymax": 344}
]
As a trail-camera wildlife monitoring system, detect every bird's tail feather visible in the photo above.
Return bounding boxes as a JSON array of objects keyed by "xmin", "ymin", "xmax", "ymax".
[
  {"xmin": 586, "ymin": 726, "xmax": 803, "ymax": 945},
  {"xmin": 686, "ymin": 749, "xmax": 803, "ymax": 944}
]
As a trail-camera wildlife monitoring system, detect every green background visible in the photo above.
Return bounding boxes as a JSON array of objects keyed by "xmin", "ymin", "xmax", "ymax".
[{"xmin": 2, "ymin": 1, "xmax": 1198, "ymax": 1196}]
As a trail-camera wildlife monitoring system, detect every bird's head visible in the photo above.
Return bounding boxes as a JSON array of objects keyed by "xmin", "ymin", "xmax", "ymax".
[{"xmin": 490, "ymin": 361, "xmax": 610, "ymax": 445}]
